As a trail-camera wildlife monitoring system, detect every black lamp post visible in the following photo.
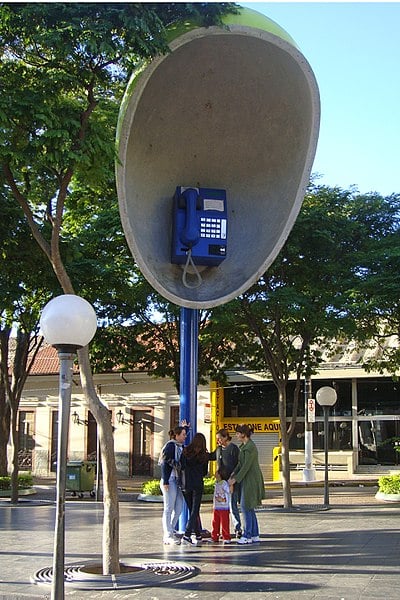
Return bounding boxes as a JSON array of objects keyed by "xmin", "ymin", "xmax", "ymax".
[
  {"xmin": 316, "ymin": 386, "xmax": 337, "ymax": 507},
  {"xmin": 40, "ymin": 295, "xmax": 97, "ymax": 600}
]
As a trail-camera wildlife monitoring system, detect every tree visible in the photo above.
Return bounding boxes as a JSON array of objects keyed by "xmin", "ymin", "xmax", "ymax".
[
  {"xmin": 0, "ymin": 185, "xmax": 56, "ymax": 493},
  {"xmin": 344, "ymin": 193, "xmax": 400, "ymax": 374},
  {"xmin": 0, "ymin": 1, "xmax": 237, "ymax": 572},
  {"xmin": 85, "ymin": 182, "xmax": 400, "ymax": 505},
  {"xmin": 89, "ymin": 273, "xmax": 237, "ymax": 393},
  {"xmin": 209, "ymin": 184, "xmax": 395, "ymax": 508},
  {"xmin": 0, "ymin": 328, "xmax": 43, "ymax": 498},
  {"xmin": 89, "ymin": 182, "xmax": 396, "ymax": 510}
]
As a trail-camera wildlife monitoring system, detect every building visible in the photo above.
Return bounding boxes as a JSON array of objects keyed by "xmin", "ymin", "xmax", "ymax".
[
  {"xmin": 11, "ymin": 339, "xmax": 400, "ymax": 480},
  {"xmin": 13, "ymin": 345, "xmax": 211, "ymax": 478}
]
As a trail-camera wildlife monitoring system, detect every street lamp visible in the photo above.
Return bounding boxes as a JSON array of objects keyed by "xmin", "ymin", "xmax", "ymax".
[
  {"xmin": 303, "ymin": 377, "xmax": 316, "ymax": 482},
  {"xmin": 316, "ymin": 386, "xmax": 337, "ymax": 507},
  {"xmin": 40, "ymin": 295, "xmax": 97, "ymax": 600}
]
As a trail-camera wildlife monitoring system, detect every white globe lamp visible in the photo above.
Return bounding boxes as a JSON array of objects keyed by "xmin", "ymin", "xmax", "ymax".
[{"xmin": 40, "ymin": 294, "xmax": 97, "ymax": 351}]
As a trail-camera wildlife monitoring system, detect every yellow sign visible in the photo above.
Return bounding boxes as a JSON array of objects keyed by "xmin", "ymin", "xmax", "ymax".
[{"xmin": 221, "ymin": 421, "xmax": 281, "ymax": 433}]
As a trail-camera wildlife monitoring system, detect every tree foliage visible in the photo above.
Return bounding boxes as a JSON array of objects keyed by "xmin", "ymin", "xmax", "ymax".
[
  {"xmin": 204, "ymin": 184, "xmax": 400, "ymax": 507},
  {"xmin": 0, "ymin": 0, "xmax": 238, "ymax": 569},
  {"xmin": 0, "ymin": 182, "xmax": 57, "ymax": 479},
  {"xmin": 344, "ymin": 193, "xmax": 400, "ymax": 375}
]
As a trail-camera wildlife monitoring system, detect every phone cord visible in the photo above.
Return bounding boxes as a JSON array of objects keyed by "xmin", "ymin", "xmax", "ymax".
[{"xmin": 182, "ymin": 249, "xmax": 202, "ymax": 288}]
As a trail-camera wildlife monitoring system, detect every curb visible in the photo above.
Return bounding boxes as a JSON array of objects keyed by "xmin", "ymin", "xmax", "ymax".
[
  {"xmin": 0, "ymin": 488, "xmax": 37, "ymax": 498},
  {"xmin": 137, "ymin": 493, "xmax": 214, "ymax": 503},
  {"xmin": 375, "ymin": 491, "xmax": 400, "ymax": 502}
]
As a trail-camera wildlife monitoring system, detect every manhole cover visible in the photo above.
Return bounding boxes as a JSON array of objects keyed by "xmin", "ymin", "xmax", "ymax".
[{"xmin": 32, "ymin": 560, "xmax": 199, "ymax": 590}]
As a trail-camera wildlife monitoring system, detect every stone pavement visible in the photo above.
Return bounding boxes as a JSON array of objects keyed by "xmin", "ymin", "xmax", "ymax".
[{"xmin": 1, "ymin": 478, "xmax": 400, "ymax": 600}]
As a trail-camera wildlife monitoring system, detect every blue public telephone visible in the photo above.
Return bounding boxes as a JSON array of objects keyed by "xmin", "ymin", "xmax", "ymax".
[{"xmin": 171, "ymin": 186, "xmax": 227, "ymax": 268}]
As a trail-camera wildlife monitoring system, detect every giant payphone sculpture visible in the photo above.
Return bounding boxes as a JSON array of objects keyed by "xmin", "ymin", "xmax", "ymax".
[{"xmin": 116, "ymin": 7, "xmax": 320, "ymax": 469}]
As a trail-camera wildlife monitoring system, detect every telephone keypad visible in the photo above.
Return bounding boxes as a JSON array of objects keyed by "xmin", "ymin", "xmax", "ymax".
[{"xmin": 200, "ymin": 217, "xmax": 227, "ymax": 239}]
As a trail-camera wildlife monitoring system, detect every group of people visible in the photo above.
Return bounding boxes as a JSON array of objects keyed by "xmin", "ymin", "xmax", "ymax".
[{"xmin": 159, "ymin": 423, "xmax": 265, "ymax": 546}]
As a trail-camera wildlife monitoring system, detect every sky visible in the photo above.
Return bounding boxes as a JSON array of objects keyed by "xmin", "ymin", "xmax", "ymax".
[{"xmin": 242, "ymin": 2, "xmax": 400, "ymax": 196}]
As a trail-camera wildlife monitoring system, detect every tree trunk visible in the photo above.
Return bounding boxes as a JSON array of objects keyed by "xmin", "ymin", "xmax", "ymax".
[
  {"xmin": 0, "ymin": 386, "xmax": 10, "ymax": 476},
  {"xmin": 278, "ymin": 385, "xmax": 293, "ymax": 509},
  {"xmin": 50, "ymin": 256, "xmax": 120, "ymax": 573},
  {"xmin": 9, "ymin": 406, "xmax": 19, "ymax": 504},
  {"xmin": 5, "ymin": 157, "xmax": 121, "ymax": 571},
  {"xmin": 78, "ymin": 347, "xmax": 120, "ymax": 574}
]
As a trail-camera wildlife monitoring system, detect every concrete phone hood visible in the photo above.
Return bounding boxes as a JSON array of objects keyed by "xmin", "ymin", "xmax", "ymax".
[{"xmin": 116, "ymin": 7, "xmax": 320, "ymax": 308}]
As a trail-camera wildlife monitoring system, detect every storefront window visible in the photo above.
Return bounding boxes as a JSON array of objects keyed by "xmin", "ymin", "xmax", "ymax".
[
  {"xmin": 224, "ymin": 381, "xmax": 278, "ymax": 417},
  {"xmin": 315, "ymin": 420, "xmax": 353, "ymax": 451},
  {"xmin": 289, "ymin": 420, "xmax": 353, "ymax": 451},
  {"xmin": 312, "ymin": 379, "xmax": 352, "ymax": 417},
  {"xmin": 224, "ymin": 379, "xmax": 352, "ymax": 419},
  {"xmin": 358, "ymin": 418, "xmax": 400, "ymax": 465},
  {"xmin": 357, "ymin": 378, "xmax": 400, "ymax": 415},
  {"xmin": 224, "ymin": 380, "xmax": 304, "ymax": 418}
]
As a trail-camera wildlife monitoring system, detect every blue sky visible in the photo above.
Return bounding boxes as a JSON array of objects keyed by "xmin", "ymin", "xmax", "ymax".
[{"xmin": 242, "ymin": 2, "xmax": 400, "ymax": 196}]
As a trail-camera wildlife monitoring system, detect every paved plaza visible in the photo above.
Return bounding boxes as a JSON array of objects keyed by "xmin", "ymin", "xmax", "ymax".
[{"xmin": 0, "ymin": 480, "xmax": 399, "ymax": 599}]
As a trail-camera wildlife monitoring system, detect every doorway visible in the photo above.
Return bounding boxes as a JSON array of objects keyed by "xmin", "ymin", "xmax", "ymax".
[
  {"xmin": 131, "ymin": 409, "xmax": 153, "ymax": 476},
  {"xmin": 87, "ymin": 411, "xmax": 97, "ymax": 462}
]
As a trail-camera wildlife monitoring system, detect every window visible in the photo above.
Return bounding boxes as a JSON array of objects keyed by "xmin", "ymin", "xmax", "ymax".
[
  {"xmin": 170, "ymin": 406, "xmax": 180, "ymax": 429},
  {"xmin": 224, "ymin": 382, "xmax": 278, "ymax": 417},
  {"xmin": 358, "ymin": 419, "xmax": 400, "ymax": 466},
  {"xmin": 357, "ymin": 378, "xmax": 400, "ymax": 415},
  {"xmin": 289, "ymin": 420, "xmax": 353, "ymax": 451},
  {"xmin": 313, "ymin": 379, "xmax": 352, "ymax": 416},
  {"xmin": 18, "ymin": 411, "xmax": 34, "ymax": 470}
]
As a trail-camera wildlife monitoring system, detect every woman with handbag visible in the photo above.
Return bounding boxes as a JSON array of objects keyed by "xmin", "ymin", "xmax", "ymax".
[{"xmin": 229, "ymin": 424, "xmax": 265, "ymax": 544}]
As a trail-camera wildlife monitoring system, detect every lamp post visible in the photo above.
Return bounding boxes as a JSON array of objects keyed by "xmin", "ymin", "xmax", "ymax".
[
  {"xmin": 316, "ymin": 386, "xmax": 337, "ymax": 507},
  {"xmin": 40, "ymin": 295, "xmax": 97, "ymax": 600},
  {"xmin": 303, "ymin": 376, "xmax": 316, "ymax": 482}
]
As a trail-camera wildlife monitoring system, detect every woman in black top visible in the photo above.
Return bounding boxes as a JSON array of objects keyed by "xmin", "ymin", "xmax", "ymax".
[{"xmin": 181, "ymin": 432, "xmax": 209, "ymax": 545}]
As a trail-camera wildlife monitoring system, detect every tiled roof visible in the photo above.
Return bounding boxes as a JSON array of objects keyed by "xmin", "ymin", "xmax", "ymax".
[
  {"xmin": 10, "ymin": 332, "xmax": 400, "ymax": 377},
  {"xmin": 29, "ymin": 344, "xmax": 79, "ymax": 375}
]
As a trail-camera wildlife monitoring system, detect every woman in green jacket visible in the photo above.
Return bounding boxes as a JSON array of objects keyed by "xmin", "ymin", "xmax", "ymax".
[{"xmin": 228, "ymin": 424, "xmax": 265, "ymax": 544}]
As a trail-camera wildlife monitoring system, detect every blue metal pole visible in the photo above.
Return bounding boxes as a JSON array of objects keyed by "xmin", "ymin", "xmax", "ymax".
[
  {"xmin": 178, "ymin": 307, "xmax": 199, "ymax": 532},
  {"xmin": 179, "ymin": 307, "xmax": 198, "ymax": 439}
]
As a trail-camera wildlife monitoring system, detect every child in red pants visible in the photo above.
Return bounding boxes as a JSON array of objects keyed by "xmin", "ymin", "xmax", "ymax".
[{"xmin": 211, "ymin": 469, "xmax": 231, "ymax": 543}]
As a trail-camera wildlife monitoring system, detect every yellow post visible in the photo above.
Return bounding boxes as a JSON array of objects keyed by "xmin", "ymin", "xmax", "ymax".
[
  {"xmin": 209, "ymin": 381, "xmax": 223, "ymax": 476},
  {"xmin": 272, "ymin": 446, "xmax": 282, "ymax": 481}
]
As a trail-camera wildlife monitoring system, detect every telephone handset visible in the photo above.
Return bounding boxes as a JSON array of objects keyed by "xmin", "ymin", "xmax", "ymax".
[{"xmin": 171, "ymin": 186, "xmax": 227, "ymax": 268}]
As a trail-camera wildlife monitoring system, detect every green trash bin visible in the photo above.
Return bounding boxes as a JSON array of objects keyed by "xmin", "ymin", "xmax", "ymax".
[{"xmin": 66, "ymin": 461, "xmax": 96, "ymax": 498}]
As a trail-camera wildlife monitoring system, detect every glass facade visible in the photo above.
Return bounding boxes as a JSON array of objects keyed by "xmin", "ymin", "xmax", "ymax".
[
  {"xmin": 224, "ymin": 376, "xmax": 400, "ymax": 466},
  {"xmin": 312, "ymin": 379, "xmax": 352, "ymax": 417},
  {"xmin": 224, "ymin": 381, "xmax": 280, "ymax": 417},
  {"xmin": 357, "ymin": 378, "xmax": 400, "ymax": 415},
  {"xmin": 358, "ymin": 419, "xmax": 400, "ymax": 465},
  {"xmin": 289, "ymin": 420, "xmax": 353, "ymax": 451},
  {"xmin": 357, "ymin": 378, "xmax": 400, "ymax": 465},
  {"xmin": 224, "ymin": 378, "xmax": 353, "ymax": 419}
]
